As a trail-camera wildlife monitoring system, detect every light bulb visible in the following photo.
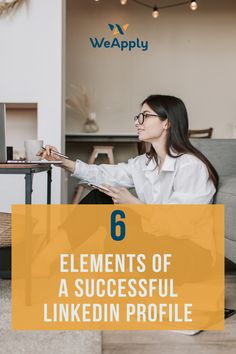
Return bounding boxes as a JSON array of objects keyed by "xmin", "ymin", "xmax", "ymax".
[
  {"xmin": 190, "ymin": 1, "xmax": 198, "ymax": 11},
  {"xmin": 152, "ymin": 7, "xmax": 159, "ymax": 19},
  {"xmin": 120, "ymin": 0, "xmax": 128, "ymax": 5}
]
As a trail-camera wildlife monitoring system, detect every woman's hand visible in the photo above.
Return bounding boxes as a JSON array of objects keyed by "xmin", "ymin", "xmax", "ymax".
[
  {"xmin": 100, "ymin": 186, "xmax": 143, "ymax": 204},
  {"xmin": 37, "ymin": 145, "xmax": 61, "ymax": 161},
  {"xmin": 37, "ymin": 144, "xmax": 76, "ymax": 173}
]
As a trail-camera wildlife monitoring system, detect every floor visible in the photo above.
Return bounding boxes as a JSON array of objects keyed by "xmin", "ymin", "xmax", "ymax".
[
  {"xmin": 0, "ymin": 281, "xmax": 101, "ymax": 354},
  {"xmin": 102, "ymin": 268, "xmax": 236, "ymax": 354}
]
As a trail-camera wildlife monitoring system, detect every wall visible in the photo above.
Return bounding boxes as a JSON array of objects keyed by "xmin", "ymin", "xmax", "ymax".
[
  {"xmin": 0, "ymin": 0, "xmax": 66, "ymax": 212},
  {"xmin": 6, "ymin": 106, "xmax": 37, "ymax": 159},
  {"xmin": 66, "ymin": 0, "xmax": 236, "ymax": 138}
]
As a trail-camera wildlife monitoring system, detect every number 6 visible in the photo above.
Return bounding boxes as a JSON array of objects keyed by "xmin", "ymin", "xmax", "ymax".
[{"xmin": 110, "ymin": 210, "xmax": 126, "ymax": 241}]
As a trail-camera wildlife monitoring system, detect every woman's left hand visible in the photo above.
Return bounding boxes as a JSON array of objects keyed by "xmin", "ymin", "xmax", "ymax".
[{"xmin": 100, "ymin": 186, "xmax": 142, "ymax": 204}]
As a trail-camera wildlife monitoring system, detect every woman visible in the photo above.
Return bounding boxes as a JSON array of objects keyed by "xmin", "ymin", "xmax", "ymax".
[
  {"xmin": 40, "ymin": 94, "xmax": 218, "ymax": 205},
  {"xmin": 35, "ymin": 95, "xmax": 218, "ymax": 285},
  {"xmin": 33, "ymin": 96, "xmax": 221, "ymax": 334}
]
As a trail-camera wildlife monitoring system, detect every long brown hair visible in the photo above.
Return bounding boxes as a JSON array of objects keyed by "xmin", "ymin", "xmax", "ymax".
[{"xmin": 142, "ymin": 95, "xmax": 219, "ymax": 189}]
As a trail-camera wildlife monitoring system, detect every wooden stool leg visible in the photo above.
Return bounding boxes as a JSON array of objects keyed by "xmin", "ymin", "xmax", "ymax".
[
  {"xmin": 72, "ymin": 148, "xmax": 98, "ymax": 204},
  {"xmin": 72, "ymin": 149, "xmax": 94, "ymax": 204},
  {"xmin": 72, "ymin": 146, "xmax": 114, "ymax": 204},
  {"xmin": 107, "ymin": 151, "xmax": 114, "ymax": 164},
  {"xmin": 88, "ymin": 149, "xmax": 98, "ymax": 164},
  {"xmin": 72, "ymin": 184, "xmax": 84, "ymax": 204}
]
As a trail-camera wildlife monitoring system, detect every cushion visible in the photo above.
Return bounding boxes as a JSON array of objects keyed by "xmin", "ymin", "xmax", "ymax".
[
  {"xmin": 215, "ymin": 176, "xmax": 236, "ymax": 243},
  {"xmin": 225, "ymin": 238, "xmax": 236, "ymax": 264},
  {"xmin": 191, "ymin": 139, "xmax": 236, "ymax": 176},
  {"xmin": 0, "ymin": 213, "xmax": 11, "ymax": 248}
]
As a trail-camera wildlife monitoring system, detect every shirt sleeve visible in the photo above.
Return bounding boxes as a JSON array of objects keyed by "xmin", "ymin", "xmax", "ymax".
[
  {"xmin": 71, "ymin": 159, "xmax": 135, "ymax": 188},
  {"xmin": 167, "ymin": 161, "xmax": 216, "ymax": 204}
]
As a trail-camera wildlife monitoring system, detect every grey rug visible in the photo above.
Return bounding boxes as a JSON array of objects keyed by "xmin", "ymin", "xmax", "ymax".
[{"xmin": 0, "ymin": 280, "xmax": 101, "ymax": 354}]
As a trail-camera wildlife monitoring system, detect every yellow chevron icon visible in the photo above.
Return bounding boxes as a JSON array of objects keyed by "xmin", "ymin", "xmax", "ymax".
[{"xmin": 113, "ymin": 23, "xmax": 129, "ymax": 36}]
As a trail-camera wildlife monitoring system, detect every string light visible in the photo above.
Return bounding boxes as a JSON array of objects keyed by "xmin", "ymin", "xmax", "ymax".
[
  {"xmin": 190, "ymin": 1, "xmax": 198, "ymax": 11},
  {"xmin": 152, "ymin": 6, "xmax": 159, "ymax": 18},
  {"xmin": 93, "ymin": 1, "xmax": 199, "ymax": 14},
  {"xmin": 128, "ymin": 1, "xmax": 199, "ymax": 13}
]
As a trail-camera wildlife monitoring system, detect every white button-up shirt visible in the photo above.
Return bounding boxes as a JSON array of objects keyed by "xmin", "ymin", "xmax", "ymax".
[{"xmin": 72, "ymin": 153, "xmax": 216, "ymax": 204}]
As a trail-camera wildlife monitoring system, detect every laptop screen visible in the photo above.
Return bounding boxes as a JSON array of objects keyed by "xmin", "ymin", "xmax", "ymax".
[{"xmin": 0, "ymin": 103, "xmax": 7, "ymax": 163}]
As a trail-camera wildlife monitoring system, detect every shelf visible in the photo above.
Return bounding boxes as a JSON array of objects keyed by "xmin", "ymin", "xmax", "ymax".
[
  {"xmin": 66, "ymin": 134, "xmax": 139, "ymax": 143},
  {"xmin": 6, "ymin": 103, "xmax": 37, "ymax": 111}
]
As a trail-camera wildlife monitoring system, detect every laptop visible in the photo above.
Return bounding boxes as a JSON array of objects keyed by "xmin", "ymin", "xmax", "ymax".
[{"xmin": 0, "ymin": 103, "xmax": 61, "ymax": 164}]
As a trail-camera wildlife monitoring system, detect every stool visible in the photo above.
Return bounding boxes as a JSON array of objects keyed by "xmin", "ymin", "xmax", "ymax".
[{"xmin": 72, "ymin": 145, "xmax": 115, "ymax": 204}]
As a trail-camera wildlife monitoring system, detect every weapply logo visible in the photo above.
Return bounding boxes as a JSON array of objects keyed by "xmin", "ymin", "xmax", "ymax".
[{"xmin": 89, "ymin": 23, "xmax": 149, "ymax": 52}]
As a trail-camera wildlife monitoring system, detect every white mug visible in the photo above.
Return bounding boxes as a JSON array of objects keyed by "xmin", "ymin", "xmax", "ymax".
[{"xmin": 24, "ymin": 140, "xmax": 43, "ymax": 161}]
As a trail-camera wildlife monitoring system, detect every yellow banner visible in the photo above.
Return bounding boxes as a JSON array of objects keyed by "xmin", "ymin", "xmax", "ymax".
[{"xmin": 12, "ymin": 204, "xmax": 224, "ymax": 330}]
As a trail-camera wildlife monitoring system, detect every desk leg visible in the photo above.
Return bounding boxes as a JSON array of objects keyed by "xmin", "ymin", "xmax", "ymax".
[
  {"xmin": 24, "ymin": 172, "xmax": 33, "ymax": 305},
  {"xmin": 25, "ymin": 172, "xmax": 33, "ymax": 204},
  {"xmin": 46, "ymin": 168, "xmax": 52, "ymax": 244},
  {"xmin": 47, "ymin": 167, "xmax": 52, "ymax": 205},
  {"xmin": 25, "ymin": 206, "xmax": 32, "ymax": 306}
]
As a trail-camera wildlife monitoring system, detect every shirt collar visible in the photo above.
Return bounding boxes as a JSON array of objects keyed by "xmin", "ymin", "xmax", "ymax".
[{"xmin": 144, "ymin": 153, "xmax": 177, "ymax": 172}]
